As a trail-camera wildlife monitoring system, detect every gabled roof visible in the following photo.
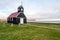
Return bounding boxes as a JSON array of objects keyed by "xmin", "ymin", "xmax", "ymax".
[{"xmin": 8, "ymin": 12, "xmax": 19, "ymax": 18}]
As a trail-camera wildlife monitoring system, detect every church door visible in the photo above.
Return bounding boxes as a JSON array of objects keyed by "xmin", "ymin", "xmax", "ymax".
[{"xmin": 20, "ymin": 18, "xmax": 24, "ymax": 24}]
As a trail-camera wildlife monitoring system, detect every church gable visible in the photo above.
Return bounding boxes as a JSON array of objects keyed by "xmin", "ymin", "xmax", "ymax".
[{"xmin": 17, "ymin": 13, "xmax": 26, "ymax": 18}]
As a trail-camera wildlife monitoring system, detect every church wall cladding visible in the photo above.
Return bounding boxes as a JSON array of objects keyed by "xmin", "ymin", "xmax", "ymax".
[
  {"xmin": 17, "ymin": 13, "xmax": 27, "ymax": 23},
  {"xmin": 7, "ymin": 17, "xmax": 19, "ymax": 24},
  {"xmin": 7, "ymin": 5, "xmax": 27, "ymax": 24}
]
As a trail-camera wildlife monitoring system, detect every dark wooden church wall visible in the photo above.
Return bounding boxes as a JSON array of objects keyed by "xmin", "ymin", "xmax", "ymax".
[
  {"xmin": 7, "ymin": 18, "xmax": 20, "ymax": 24},
  {"xmin": 13, "ymin": 18, "xmax": 20, "ymax": 24},
  {"xmin": 7, "ymin": 18, "xmax": 13, "ymax": 23},
  {"xmin": 24, "ymin": 18, "xmax": 27, "ymax": 23},
  {"xmin": 7, "ymin": 13, "xmax": 27, "ymax": 24}
]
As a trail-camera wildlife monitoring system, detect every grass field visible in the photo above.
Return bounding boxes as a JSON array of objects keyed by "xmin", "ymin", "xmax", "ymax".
[{"xmin": 0, "ymin": 22, "xmax": 60, "ymax": 40}]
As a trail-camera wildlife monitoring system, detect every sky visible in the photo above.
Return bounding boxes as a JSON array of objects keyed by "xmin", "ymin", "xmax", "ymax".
[{"xmin": 0, "ymin": 0, "xmax": 60, "ymax": 19}]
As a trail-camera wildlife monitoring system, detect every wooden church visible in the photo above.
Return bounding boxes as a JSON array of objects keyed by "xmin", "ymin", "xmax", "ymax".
[{"xmin": 7, "ymin": 5, "xmax": 27, "ymax": 24}]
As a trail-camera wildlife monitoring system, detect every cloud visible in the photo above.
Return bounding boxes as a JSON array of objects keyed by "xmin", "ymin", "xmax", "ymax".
[
  {"xmin": 29, "ymin": 0, "xmax": 60, "ymax": 19},
  {"xmin": 0, "ymin": 0, "xmax": 60, "ymax": 19}
]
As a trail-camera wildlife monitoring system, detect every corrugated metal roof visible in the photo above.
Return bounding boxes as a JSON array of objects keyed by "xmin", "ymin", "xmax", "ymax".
[{"xmin": 8, "ymin": 12, "xmax": 19, "ymax": 18}]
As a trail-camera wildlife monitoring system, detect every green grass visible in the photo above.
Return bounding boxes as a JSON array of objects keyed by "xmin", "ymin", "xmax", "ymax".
[
  {"xmin": 28, "ymin": 22, "xmax": 60, "ymax": 28},
  {"xmin": 0, "ymin": 22, "xmax": 60, "ymax": 40}
]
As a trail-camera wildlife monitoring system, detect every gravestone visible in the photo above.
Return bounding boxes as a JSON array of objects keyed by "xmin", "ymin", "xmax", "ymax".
[
  {"xmin": 18, "ymin": 23, "xmax": 20, "ymax": 27},
  {"xmin": 11, "ymin": 23, "xmax": 13, "ymax": 27}
]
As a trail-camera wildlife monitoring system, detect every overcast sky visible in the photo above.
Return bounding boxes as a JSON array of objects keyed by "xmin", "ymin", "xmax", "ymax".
[{"xmin": 0, "ymin": 0, "xmax": 60, "ymax": 19}]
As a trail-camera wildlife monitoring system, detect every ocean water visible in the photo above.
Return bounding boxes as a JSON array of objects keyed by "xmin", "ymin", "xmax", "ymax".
[
  {"xmin": 35, "ymin": 21, "xmax": 60, "ymax": 24},
  {"xmin": 35, "ymin": 19, "xmax": 60, "ymax": 23}
]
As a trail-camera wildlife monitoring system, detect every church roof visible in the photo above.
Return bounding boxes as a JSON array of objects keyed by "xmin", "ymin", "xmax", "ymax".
[
  {"xmin": 8, "ymin": 12, "xmax": 19, "ymax": 18},
  {"xmin": 8, "ymin": 5, "xmax": 25, "ymax": 18}
]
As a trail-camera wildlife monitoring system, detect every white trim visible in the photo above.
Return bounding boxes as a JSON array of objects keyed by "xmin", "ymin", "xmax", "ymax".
[
  {"xmin": 12, "ymin": 18, "xmax": 13, "ymax": 21},
  {"xmin": 16, "ymin": 12, "xmax": 23, "ymax": 18}
]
